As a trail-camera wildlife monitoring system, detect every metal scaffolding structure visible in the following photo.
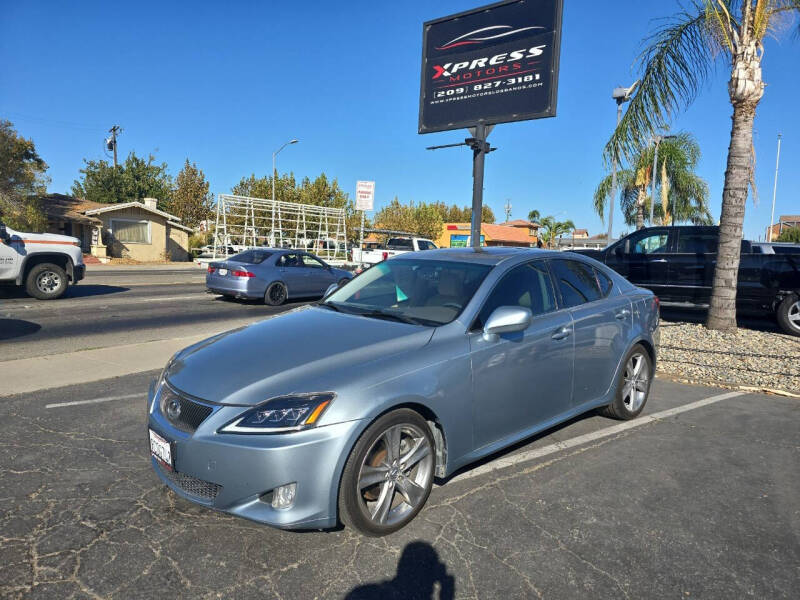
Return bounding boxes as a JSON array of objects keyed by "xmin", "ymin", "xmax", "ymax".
[{"xmin": 212, "ymin": 194, "xmax": 347, "ymax": 260}]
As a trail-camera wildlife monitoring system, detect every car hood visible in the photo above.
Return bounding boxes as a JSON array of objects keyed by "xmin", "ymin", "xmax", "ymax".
[
  {"xmin": 8, "ymin": 229, "xmax": 79, "ymax": 245},
  {"xmin": 165, "ymin": 306, "xmax": 433, "ymax": 405}
]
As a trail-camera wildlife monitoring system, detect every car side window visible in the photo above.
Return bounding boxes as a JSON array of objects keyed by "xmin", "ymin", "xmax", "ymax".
[
  {"xmin": 475, "ymin": 262, "xmax": 556, "ymax": 329},
  {"xmin": 595, "ymin": 268, "xmax": 613, "ymax": 297},
  {"xmin": 677, "ymin": 231, "xmax": 718, "ymax": 253},
  {"xmin": 629, "ymin": 232, "xmax": 669, "ymax": 254},
  {"xmin": 278, "ymin": 253, "xmax": 301, "ymax": 267},
  {"xmin": 550, "ymin": 259, "xmax": 602, "ymax": 308},
  {"xmin": 301, "ymin": 254, "xmax": 325, "ymax": 268}
]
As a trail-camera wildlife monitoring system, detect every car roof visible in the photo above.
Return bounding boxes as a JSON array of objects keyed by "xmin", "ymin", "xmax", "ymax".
[{"xmin": 391, "ymin": 247, "xmax": 559, "ymax": 266}]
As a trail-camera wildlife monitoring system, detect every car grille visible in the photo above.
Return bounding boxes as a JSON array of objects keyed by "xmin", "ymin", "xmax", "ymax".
[
  {"xmin": 159, "ymin": 384, "xmax": 214, "ymax": 433},
  {"xmin": 158, "ymin": 463, "xmax": 222, "ymax": 501}
]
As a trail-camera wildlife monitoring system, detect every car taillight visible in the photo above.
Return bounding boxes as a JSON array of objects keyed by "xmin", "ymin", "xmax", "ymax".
[
  {"xmin": 653, "ymin": 296, "xmax": 660, "ymax": 313},
  {"xmin": 207, "ymin": 266, "xmax": 216, "ymax": 274},
  {"xmin": 382, "ymin": 252, "xmax": 389, "ymax": 261},
  {"xmin": 232, "ymin": 269, "xmax": 255, "ymax": 278}
]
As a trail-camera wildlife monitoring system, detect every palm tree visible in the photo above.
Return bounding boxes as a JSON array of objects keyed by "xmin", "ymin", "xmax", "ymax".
[
  {"xmin": 539, "ymin": 216, "xmax": 576, "ymax": 248},
  {"xmin": 595, "ymin": 133, "xmax": 712, "ymax": 229},
  {"xmin": 527, "ymin": 209, "xmax": 541, "ymax": 223},
  {"xmin": 604, "ymin": 1, "xmax": 800, "ymax": 331}
]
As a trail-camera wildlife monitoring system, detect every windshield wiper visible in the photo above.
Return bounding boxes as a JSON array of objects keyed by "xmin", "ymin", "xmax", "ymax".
[
  {"xmin": 357, "ymin": 309, "xmax": 425, "ymax": 326},
  {"xmin": 317, "ymin": 301, "xmax": 343, "ymax": 312}
]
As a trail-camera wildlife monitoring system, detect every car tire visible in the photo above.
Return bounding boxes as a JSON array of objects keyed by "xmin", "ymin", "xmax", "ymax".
[
  {"xmin": 776, "ymin": 295, "xmax": 800, "ymax": 337},
  {"xmin": 601, "ymin": 343, "xmax": 652, "ymax": 420},
  {"xmin": 25, "ymin": 263, "xmax": 68, "ymax": 300},
  {"xmin": 338, "ymin": 409, "xmax": 435, "ymax": 537},
  {"xmin": 264, "ymin": 282, "xmax": 287, "ymax": 306}
]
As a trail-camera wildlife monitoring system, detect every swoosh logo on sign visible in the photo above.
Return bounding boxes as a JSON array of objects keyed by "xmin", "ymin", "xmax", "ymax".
[{"xmin": 435, "ymin": 25, "xmax": 544, "ymax": 50}]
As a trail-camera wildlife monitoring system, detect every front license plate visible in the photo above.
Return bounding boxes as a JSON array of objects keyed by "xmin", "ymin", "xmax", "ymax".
[
  {"xmin": 149, "ymin": 429, "xmax": 173, "ymax": 469},
  {"xmin": 218, "ymin": 268, "xmax": 228, "ymax": 276}
]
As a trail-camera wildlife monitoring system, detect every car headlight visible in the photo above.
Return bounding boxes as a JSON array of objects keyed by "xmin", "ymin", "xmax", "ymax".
[{"xmin": 219, "ymin": 393, "xmax": 335, "ymax": 434}]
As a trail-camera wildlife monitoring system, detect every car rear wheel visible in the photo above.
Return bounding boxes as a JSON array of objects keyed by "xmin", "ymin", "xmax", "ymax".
[
  {"xmin": 264, "ymin": 282, "xmax": 287, "ymax": 306},
  {"xmin": 601, "ymin": 344, "xmax": 652, "ymax": 420},
  {"xmin": 25, "ymin": 263, "xmax": 68, "ymax": 300},
  {"xmin": 776, "ymin": 295, "xmax": 800, "ymax": 337},
  {"xmin": 338, "ymin": 409, "xmax": 435, "ymax": 536}
]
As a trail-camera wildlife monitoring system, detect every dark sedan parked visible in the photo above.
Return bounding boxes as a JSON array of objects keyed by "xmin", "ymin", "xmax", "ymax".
[{"xmin": 207, "ymin": 249, "xmax": 352, "ymax": 305}]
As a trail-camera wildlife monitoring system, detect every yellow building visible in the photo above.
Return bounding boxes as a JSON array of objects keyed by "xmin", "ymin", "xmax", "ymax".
[{"xmin": 435, "ymin": 221, "xmax": 539, "ymax": 248}]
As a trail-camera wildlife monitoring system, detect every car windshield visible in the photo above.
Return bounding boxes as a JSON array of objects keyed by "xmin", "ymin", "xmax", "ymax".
[{"xmin": 324, "ymin": 259, "xmax": 492, "ymax": 326}]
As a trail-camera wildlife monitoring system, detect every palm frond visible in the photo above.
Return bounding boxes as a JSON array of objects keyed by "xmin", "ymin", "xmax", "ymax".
[{"xmin": 603, "ymin": 4, "xmax": 720, "ymax": 166}]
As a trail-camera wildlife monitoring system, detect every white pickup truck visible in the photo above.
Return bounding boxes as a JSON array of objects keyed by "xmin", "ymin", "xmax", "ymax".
[
  {"xmin": 351, "ymin": 237, "xmax": 438, "ymax": 265},
  {"xmin": 0, "ymin": 222, "xmax": 85, "ymax": 299}
]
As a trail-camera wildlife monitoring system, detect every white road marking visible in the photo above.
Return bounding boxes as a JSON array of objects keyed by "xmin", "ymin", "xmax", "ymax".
[
  {"xmin": 443, "ymin": 390, "xmax": 746, "ymax": 485},
  {"xmin": 46, "ymin": 393, "xmax": 144, "ymax": 409}
]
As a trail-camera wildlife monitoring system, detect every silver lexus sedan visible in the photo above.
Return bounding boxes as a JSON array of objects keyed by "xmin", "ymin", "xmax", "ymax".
[
  {"xmin": 206, "ymin": 248, "xmax": 352, "ymax": 305},
  {"xmin": 149, "ymin": 248, "xmax": 659, "ymax": 536}
]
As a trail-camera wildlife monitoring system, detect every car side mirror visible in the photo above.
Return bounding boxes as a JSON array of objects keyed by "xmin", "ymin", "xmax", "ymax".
[
  {"xmin": 323, "ymin": 283, "xmax": 339, "ymax": 299},
  {"xmin": 482, "ymin": 306, "xmax": 532, "ymax": 342}
]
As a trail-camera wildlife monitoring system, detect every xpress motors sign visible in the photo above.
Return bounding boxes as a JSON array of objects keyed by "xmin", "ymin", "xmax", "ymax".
[{"xmin": 419, "ymin": 0, "xmax": 563, "ymax": 134}]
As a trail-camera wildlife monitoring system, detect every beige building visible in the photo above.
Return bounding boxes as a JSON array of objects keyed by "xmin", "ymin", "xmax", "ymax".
[{"xmin": 42, "ymin": 195, "xmax": 193, "ymax": 262}]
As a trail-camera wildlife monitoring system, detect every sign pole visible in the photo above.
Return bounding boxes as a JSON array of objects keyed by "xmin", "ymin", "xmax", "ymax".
[
  {"xmin": 359, "ymin": 211, "xmax": 365, "ymax": 254},
  {"xmin": 470, "ymin": 123, "xmax": 487, "ymax": 251}
]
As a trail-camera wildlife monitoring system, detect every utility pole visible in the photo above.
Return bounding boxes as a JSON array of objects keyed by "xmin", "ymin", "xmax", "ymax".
[
  {"xmin": 504, "ymin": 199, "xmax": 512, "ymax": 222},
  {"xmin": 768, "ymin": 133, "xmax": 782, "ymax": 243},
  {"xmin": 106, "ymin": 125, "xmax": 122, "ymax": 167}
]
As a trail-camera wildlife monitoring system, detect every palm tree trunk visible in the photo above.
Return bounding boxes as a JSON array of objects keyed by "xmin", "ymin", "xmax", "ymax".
[
  {"xmin": 705, "ymin": 103, "xmax": 755, "ymax": 331},
  {"xmin": 635, "ymin": 188, "xmax": 646, "ymax": 229}
]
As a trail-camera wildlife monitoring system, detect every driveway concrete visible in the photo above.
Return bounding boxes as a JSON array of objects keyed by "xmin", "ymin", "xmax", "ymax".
[{"xmin": 1, "ymin": 376, "xmax": 796, "ymax": 599}]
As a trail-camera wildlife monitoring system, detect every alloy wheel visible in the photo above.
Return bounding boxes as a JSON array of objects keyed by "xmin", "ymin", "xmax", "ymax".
[
  {"xmin": 357, "ymin": 423, "xmax": 434, "ymax": 526},
  {"xmin": 621, "ymin": 352, "xmax": 649, "ymax": 412},
  {"xmin": 36, "ymin": 270, "xmax": 61, "ymax": 294},
  {"xmin": 788, "ymin": 301, "xmax": 800, "ymax": 331},
  {"xmin": 268, "ymin": 284, "xmax": 286, "ymax": 304}
]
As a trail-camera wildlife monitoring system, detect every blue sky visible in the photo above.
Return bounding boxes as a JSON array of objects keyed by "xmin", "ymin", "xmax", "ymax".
[{"xmin": 2, "ymin": 0, "xmax": 798, "ymax": 240}]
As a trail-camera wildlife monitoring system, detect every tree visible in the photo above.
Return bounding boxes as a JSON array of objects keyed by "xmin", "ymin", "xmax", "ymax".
[
  {"xmin": 170, "ymin": 159, "xmax": 212, "ymax": 228},
  {"xmin": 373, "ymin": 197, "xmax": 417, "ymax": 234},
  {"xmin": 604, "ymin": 1, "xmax": 800, "ymax": 332},
  {"xmin": 71, "ymin": 152, "xmax": 174, "ymax": 210},
  {"xmin": 414, "ymin": 203, "xmax": 444, "ymax": 240},
  {"xmin": 776, "ymin": 226, "xmax": 800, "ymax": 243},
  {"xmin": 538, "ymin": 216, "xmax": 575, "ymax": 248},
  {"xmin": 0, "ymin": 120, "xmax": 48, "ymax": 231},
  {"xmin": 595, "ymin": 133, "xmax": 711, "ymax": 229},
  {"xmin": 527, "ymin": 209, "xmax": 541, "ymax": 223}
]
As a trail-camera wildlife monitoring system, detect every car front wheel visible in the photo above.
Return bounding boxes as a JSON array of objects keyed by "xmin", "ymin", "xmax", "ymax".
[
  {"xmin": 25, "ymin": 263, "xmax": 68, "ymax": 300},
  {"xmin": 338, "ymin": 409, "xmax": 435, "ymax": 536}
]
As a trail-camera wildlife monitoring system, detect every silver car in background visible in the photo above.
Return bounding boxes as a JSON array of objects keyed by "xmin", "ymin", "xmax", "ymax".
[
  {"xmin": 206, "ymin": 248, "xmax": 352, "ymax": 305},
  {"xmin": 150, "ymin": 248, "xmax": 659, "ymax": 536}
]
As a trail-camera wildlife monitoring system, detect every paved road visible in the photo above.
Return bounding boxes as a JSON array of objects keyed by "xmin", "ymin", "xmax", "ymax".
[
  {"xmin": 1, "ymin": 375, "xmax": 797, "ymax": 599},
  {"xmin": 0, "ymin": 268, "xmax": 304, "ymax": 360}
]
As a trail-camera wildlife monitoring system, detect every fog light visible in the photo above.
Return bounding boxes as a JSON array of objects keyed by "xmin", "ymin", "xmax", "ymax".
[{"xmin": 272, "ymin": 483, "xmax": 296, "ymax": 509}]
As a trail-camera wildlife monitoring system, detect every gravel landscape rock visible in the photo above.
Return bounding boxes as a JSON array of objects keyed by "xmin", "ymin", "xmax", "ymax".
[{"xmin": 656, "ymin": 321, "xmax": 800, "ymax": 395}]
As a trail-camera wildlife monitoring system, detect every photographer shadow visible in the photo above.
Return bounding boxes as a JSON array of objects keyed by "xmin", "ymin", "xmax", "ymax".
[{"xmin": 345, "ymin": 541, "xmax": 454, "ymax": 600}]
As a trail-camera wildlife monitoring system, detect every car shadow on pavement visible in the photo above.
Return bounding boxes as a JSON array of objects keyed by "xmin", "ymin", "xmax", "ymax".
[
  {"xmin": 345, "ymin": 541, "xmax": 455, "ymax": 600},
  {"xmin": 437, "ymin": 410, "xmax": 600, "ymax": 486},
  {"xmin": 62, "ymin": 284, "xmax": 130, "ymax": 298},
  {"xmin": 0, "ymin": 319, "xmax": 42, "ymax": 340}
]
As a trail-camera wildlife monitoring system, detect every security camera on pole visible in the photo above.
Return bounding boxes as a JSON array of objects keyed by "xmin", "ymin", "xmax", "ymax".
[{"xmin": 356, "ymin": 181, "xmax": 375, "ymax": 255}]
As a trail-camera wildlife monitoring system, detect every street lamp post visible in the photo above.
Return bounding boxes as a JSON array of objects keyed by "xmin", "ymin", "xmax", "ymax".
[
  {"xmin": 271, "ymin": 139, "xmax": 298, "ymax": 245},
  {"xmin": 608, "ymin": 82, "xmax": 638, "ymax": 242},
  {"xmin": 768, "ymin": 133, "xmax": 782, "ymax": 242}
]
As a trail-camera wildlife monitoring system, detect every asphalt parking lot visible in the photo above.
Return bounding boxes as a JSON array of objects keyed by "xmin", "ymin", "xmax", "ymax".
[{"xmin": 1, "ymin": 372, "xmax": 797, "ymax": 599}]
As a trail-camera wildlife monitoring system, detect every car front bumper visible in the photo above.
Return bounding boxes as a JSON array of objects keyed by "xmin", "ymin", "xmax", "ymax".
[{"xmin": 147, "ymin": 382, "xmax": 363, "ymax": 529}]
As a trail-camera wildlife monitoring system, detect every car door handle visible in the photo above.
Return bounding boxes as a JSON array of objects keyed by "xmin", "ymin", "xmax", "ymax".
[
  {"xmin": 648, "ymin": 258, "xmax": 667, "ymax": 263},
  {"xmin": 551, "ymin": 326, "xmax": 571, "ymax": 340},
  {"xmin": 615, "ymin": 309, "xmax": 630, "ymax": 320}
]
